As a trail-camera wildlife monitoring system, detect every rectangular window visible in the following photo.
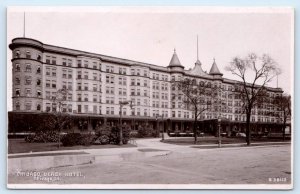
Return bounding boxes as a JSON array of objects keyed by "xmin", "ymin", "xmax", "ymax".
[
  {"xmin": 15, "ymin": 64, "xmax": 21, "ymax": 72},
  {"xmin": 84, "ymin": 83, "xmax": 88, "ymax": 91},
  {"xmin": 52, "ymin": 68, "xmax": 56, "ymax": 77},
  {"xmin": 15, "ymin": 89, "xmax": 20, "ymax": 97},
  {"xmin": 84, "ymin": 72, "xmax": 88, "ymax": 79},
  {"xmin": 25, "ymin": 103, "xmax": 31, "ymax": 110},
  {"xmin": 84, "ymin": 105, "xmax": 89, "ymax": 113},
  {"xmin": 62, "ymin": 81, "xmax": 67, "ymax": 89},
  {"xmin": 62, "ymin": 58, "xmax": 67, "ymax": 66},
  {"xmin": 26, "ymin": 51, "xmax": 31, "ymax": 59},
  {"xmin": 46, "ymin": 56, "xmax": 51, "ymax": 64},
  {"xmin": 77, "ymin": 60, "xmax": 82, "ymax": 67},
  {"xmin": 25, "ymin": 64, "xmax": 31, "ymax": 72},
  {"xmin": 68, "ymin": 59, "xmax": 72, "ymax": 66},
  {"xmin": 52, "ymin": 57, "xmax": 56, "ymax": 65},
  {"xmin": 84, "ymin": 60, "xmax": 89, "ymax": 68},
  {"xmin": 46, "ymin": 80, "xmax": 50, "ymax": 88},
  {"xmin": 68, "ymin": 70, "xmax": 72, "ymax": 79},
  {"xmin": 62, "ymin": 69, "xmax": 67, "ymax": 78},
  {"xmin": 84, "ymin": 94, "xmax": 88, "ymax": 101},
  {"xmin": 68, "ymin": 104, "xmax": 72, "ymax": 112},
  {"xmin": 68, "ymin": 93, "xmax": 72, "ymax": 101},
  {"xmin": 52, "ymin": 80, "xmax": 56, "ymax": 88},
  {"xmin": 77, "ymin": 71, "xmax": 82, "ymax": 79},
  {"xmin": 78, "ymin": 94, "xmax": 82, "ymax": 101}
]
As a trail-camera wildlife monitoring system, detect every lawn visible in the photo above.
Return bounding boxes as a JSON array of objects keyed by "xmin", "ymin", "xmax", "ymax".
[
  {"xmin": 8, "ymin": 139, "xmax": 136, "ymax": 154},
  {"xmin": 163, "ymin": 136, "xmax": 289, "ymax": 145}
]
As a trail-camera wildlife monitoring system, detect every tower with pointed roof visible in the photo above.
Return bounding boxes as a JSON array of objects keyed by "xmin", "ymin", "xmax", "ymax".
[
  {"xmin": 168, "ymin": 49, "xmax": 184, "ymax": 73},
  {"xmin": 209, "ymin": 58, "xmax": 223, "ymax": 80}
]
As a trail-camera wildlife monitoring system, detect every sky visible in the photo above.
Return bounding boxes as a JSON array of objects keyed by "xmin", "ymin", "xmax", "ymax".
[{"xmin": 7, "ymin": 7, "xmax": 294, "ymax": 111}]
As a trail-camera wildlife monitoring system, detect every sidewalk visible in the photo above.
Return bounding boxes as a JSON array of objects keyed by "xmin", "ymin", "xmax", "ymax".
[{"xmin": 7, "ymin": 137, "xmax": 290, "ymax": 174}]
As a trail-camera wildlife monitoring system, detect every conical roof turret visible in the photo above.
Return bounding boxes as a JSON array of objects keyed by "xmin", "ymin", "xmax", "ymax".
[
  {"xmin": 209, "ymin": 58, "xmax": 223, "ymax": 76},
  {"xmin": 168, "ymin": 49, "xmax": 184, "ymax": 68}
]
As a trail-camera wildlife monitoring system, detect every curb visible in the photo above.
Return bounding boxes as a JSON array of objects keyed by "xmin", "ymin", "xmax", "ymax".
[{"xmin": 8, "ymin": 154, "xmax": 95, "ymax": 175}]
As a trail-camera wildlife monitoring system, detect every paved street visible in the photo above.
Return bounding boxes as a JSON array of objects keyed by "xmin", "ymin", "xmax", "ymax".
[{"xmin": 8, "ymin": 138, "xmax": 291, "ymax": 185}]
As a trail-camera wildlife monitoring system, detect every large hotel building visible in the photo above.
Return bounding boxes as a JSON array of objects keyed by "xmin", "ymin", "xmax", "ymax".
[{"xmin": 8, "ymin": 37, "xmax": 285, "ymax": 134}]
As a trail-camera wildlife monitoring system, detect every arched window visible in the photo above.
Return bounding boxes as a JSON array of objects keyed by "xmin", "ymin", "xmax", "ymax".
[
  {"xmin": 37, "ymin": 104, "xmax": 41, "ymax": 111},
  {"xmin": 37, "ymin": 54, "xmax": 41, "ymax": 61}
]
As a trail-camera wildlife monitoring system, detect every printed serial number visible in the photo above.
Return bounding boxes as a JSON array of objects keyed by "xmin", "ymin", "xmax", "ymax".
[{"xmin": 268, "ymin": 177, "xmax": 287, "ymax": 183}]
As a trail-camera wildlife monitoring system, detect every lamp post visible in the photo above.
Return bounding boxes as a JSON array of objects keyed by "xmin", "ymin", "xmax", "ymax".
[
  {"xmin": 161, "ymin": 115, "xmax": 165, "ymax": 141},
  {"xmin": 119, "ymin": 100, "xmax": 133, "ymax": 145},
  {"xmin": 156, "ymin": 115, "xmax": 164, "ymax": 141},
  {"xmin": 156, "ymin": 115, "xmax": 159, "ymax": 138},
  {"xmin": 218, "ymin": 116, "xmax": 222, "ymax": 148}
]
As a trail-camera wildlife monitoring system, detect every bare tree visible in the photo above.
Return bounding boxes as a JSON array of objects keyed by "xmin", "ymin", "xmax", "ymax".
[
  {"xmin": 174, "ymin": 78, "xmax": 219, "ymax": 144},
  {"xmin": 225, "ymin": 53, "xmax": 280, "ymax": 145},
  {"xmin": 50, "ymin": 88, "xmax": 72, "ymax": 148},
  {"xmin": 273, "ymin": 94, "xmax": 291, "ymax": 141}
]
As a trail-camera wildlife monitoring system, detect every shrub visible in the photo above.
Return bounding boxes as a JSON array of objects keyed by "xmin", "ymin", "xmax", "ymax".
[
  {"xmin": 137, "ymin": 124, "xmax": 158, "ymax": 138},
  {"xmin": 94, "ymin": 135, "xmax": 110, "ymax": 145},
  {"xmin": 94, "ymin": 124, "xmax": 133, "ymax": 145},
  {"xmin": 129, "ymin": 130, "xmax": 139, "ymax": 138},
  {"xmin": 77, "ymin": 133, "xmax": 96, "ymax": 146},
  {"xmin": 137, "ymin": 125, "xmax": 148, "ymax": 138},
  {"xmin": 24, "ymin": 131, "xmax": 59, "ymax": 143},
  {"xmin": 122, "ymin": 125, "xmax": 131, "ymax": 144},
  {"xmin": 110, "ymin": 126, "xmax": 120, "ymax": 145},
  {"xmin": 61, "ymin": 133, "xmax": 81, "ymax": 147}
]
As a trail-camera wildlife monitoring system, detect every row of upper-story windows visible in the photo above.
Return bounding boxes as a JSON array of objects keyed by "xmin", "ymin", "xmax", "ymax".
[
  {"xmin": 15, "ymin": 88, "xmax": 42, "ymax": 98},
  {"xmin": 15, "ymin": 76, "xmax": 41, "ymax": 86},
  {"xmin": 77, "ymin": 83, "xmax": 102, "ymax": 92},
  {"xmin": 45, "ymin": 55, "xmax": 102, "ymax": 69},
  {"xmin": 77, "ymin": 93, "xmax": 102, "ymax": 102},
  {"xmin": 77, "ymin": 59, "xmax": 101, "ymax": 69},
  {"xmin": 104, "ymin": 66, "xmax": 169, "ymax": 81},
  {"xmin": 45, "ymin": 80, "xmax": 56, "ymax": 89},
  {"xmin": 131, "ymin": 78, "xmax": 149, "ymax": 87},
  {"xmin": 46, "ymin": 103, "xmax": 73, "ymax": 113},
  {"xmin": 153, "ymin": 82, "xmax": 168, "ymax": 90},
  {"xmin": 62, "ymin": 69, "xmax": 73, "ymax": 79},
  {"xmin": 14, "ymin": 50, "xmax": 42, "ymax": 61},
  {"xmin": 77, "ymin": 71, "xmax": 102, "ymax": 81},
  {"xmin": 45, "ymin": 91, "xmax": 72, "ymax": 101},
  {"xmin": 152, "ymin": 73, "xmax": 168, "ymax": 81},
  {"xmin": 130, "ymin": 68, "xmax": 149, "ymax": 77},
  {"xmin": 131, "ymin": 88, "xmax": 150, "ymax": 97},
  {"xmin": 14, "ymin": 63, "xmax": 41, "ymax": 74},
  {"xmin": 15, "ymin": 101, "xmax": 42, "ymax": 111}
]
